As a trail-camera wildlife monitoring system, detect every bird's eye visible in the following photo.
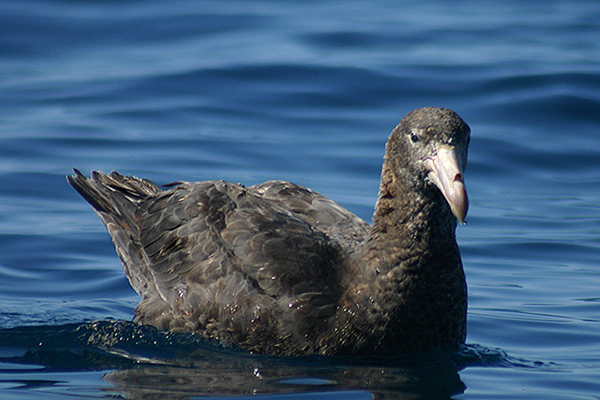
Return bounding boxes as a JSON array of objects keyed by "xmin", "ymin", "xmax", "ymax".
[{"xmin": 410, "ymin": 133, "xmax": 420, "ymax": 143}]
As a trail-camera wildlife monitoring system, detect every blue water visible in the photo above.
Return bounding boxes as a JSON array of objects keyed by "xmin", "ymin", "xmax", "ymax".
[{"xmin": 1, "ymin": 0, "xmax": 600, "ymax": 398}]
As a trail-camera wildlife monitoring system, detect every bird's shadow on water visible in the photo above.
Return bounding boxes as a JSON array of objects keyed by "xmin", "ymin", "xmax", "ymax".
[{"xmin": 0, "ymin": 320, "xmax": 546, "ymax": 400}]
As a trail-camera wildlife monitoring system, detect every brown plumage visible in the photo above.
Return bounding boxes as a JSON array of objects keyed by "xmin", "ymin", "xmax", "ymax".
[{"xmin": 67, "ymin": 107, "xmax": 470, "ymax": 356}]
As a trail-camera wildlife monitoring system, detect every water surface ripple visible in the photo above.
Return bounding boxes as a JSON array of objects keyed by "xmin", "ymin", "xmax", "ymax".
[{"xmin": 1, "ymin": 1, "xmax": 599, "ymax": 399}]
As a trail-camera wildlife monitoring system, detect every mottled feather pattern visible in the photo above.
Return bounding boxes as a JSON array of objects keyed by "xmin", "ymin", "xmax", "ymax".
[{"xmin": 70, "ymin": 172, "xmax": 352, "ymax": 354}]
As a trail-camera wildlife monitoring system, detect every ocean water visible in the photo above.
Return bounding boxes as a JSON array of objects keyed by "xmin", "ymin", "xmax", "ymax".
[{"xmin": 1, "ymin": 0, "xmax": 600, "ymax": 398}]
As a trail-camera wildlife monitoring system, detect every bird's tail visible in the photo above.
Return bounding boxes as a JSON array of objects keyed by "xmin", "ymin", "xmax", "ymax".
[
  {"xmin": 67, "ymin": 169, "xmax": 162, "ymax": 212},
  {"xmin": 67, "ymin": 169, "xmax": 165, "ymax": 297},
  {"xmin": 67, "ymin": 168, "xmax": 165, "ymax": 242}
]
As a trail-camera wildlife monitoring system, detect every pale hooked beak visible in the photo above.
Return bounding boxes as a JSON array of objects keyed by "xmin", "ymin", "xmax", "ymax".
[{"xmin": 425, "ymin": 144, "xmax": 469, "ymax": 224}]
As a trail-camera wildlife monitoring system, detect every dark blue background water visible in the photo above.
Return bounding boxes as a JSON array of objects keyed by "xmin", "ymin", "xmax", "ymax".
[{"xmin": 1, "ymin": 0, "xmax": 599, "ymax": 398}]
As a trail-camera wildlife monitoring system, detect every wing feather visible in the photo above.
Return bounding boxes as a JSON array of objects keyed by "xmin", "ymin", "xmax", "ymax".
[{"xmin": 69, "ymin": 172, "xmax": 364, "ymax": 353}]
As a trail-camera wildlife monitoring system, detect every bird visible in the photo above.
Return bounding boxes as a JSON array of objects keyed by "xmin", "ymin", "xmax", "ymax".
[{"xmin": 67, "ymin": 107, "xmax": 470, "ymax": 356}]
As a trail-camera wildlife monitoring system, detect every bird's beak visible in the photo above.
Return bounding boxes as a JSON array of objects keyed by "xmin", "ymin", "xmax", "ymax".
[{"xmin": 425, "ymin": 144, "xmax": 469, "ymax": 224}]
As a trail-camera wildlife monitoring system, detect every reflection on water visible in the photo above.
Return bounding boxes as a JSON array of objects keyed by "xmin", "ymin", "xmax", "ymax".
[{"xmin": 0, "ymin": 321, "xmax": 512, "ymax": 399}]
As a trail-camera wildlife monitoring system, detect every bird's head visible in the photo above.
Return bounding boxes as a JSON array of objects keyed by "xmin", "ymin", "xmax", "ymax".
[{"xmin": 387, "ymin": 107, "xmax": 470, "ymax": 224}]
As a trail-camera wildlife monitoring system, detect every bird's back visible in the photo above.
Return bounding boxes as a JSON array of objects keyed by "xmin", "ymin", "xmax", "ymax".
[{"xmin": 68, "ymin": 170, "xmax": 369, "ymax": 354}]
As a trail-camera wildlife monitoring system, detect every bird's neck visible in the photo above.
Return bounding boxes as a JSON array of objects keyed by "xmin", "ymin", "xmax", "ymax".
[
  {"xmin": 366, "ymin": 162, "xmax": 458, "ymax": 273},
  {"xmin": 332, "ymin": 163, "xmax": 465, "ymax": 354}
]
